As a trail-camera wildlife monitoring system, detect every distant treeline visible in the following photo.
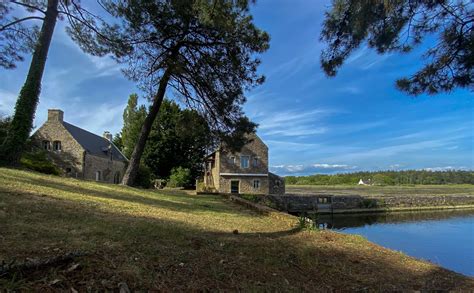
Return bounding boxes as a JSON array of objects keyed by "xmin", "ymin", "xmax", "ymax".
[{"xmin": 285, "ymin": 170, "xmax": 474, "ymax": 185}]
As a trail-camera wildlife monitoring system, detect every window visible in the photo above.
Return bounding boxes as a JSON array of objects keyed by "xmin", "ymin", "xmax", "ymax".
[
  {"xmin": 253, "ymin": 179, "xmax": 260, "ymax": 189},
  {"xmin": 318, "ymin": 197, "xmax": 330, "ymax": 204},
  {"xmin": 229, "ymin": 156, "xmax": 235, "ymax": 164},
  {"xmin": 95, "ymin": 171, "xmax": 101, "ymax": 181},
  {"xmin": 253, "ymin": 157, "xmax": 259, "ymax": 167},
  {"xmin": 240, "ymin": 156, "xmax": 249, "ymax": 168},
  {"xmin": 42, "ymin": 140, "xmax": 51, "ymax": 151},
  {"xmin": 53, "ymin": 141, "xmax": 61, "ymax": 151}
]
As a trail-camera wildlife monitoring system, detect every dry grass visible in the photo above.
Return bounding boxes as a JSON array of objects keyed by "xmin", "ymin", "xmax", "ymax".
[
  {"xmin": 287, "ymin": 184, "xmax": 474, "ymax": 197},
  {"xmin": 0, "ymin": 168, "xmax": 472, "ymax": 291}
]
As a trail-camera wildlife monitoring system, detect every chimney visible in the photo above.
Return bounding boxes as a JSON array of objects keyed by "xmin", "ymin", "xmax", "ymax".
[
  {"xmin": 103, "ymin": 131, "xmax": 113, "ymax": 142},
  {"xmin": 48, "ymin": 109, "xmax": 64, "ymax": 122}
]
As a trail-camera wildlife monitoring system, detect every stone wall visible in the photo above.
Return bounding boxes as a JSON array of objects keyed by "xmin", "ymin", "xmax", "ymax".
[
  {"xmin": 269, "ymin": 172, "xmax": 285, "ymax": 195},
  {"xmin": 218, "ymin": 175, "xmax": 269, "ymax": 195},
  {"xmin": 32, "ymin": 113, "xmax": 85, "ymax": 178},
  {"xmin": 268, "ymin": 194, "xmax": 474, "ymax": 214},
  {"xmin": 84, "ymin": 154, "xmax": 126, "ymax": 183},
  {"xmin": 372, "ymin": 195, "xmax": 474, "ymax": 208},
  {"xmin": 219, "ymin": 134, "xmax": 268, "ymax": 175}
]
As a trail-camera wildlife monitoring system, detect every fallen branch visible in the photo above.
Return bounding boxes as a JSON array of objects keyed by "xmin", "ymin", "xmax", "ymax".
[{"xmin": 0, "ymin": 251, "xmax": 88, "ymax": 278}]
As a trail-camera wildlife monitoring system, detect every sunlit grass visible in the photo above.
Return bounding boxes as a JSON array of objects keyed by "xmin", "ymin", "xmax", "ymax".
[{"xmin": 0, "ymin": 168, "xmax": 472, "ymax": 291}]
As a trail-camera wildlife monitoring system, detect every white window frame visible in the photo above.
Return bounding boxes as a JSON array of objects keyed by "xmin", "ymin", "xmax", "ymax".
[
  {"xmin": 253, "ymin": 179, "xmax": 260, "ymax": 189},
  {"xmin": 42, "ymin": 140, "xmax": 51, "ymax": 151},
  {"xmin": 53, "ymin": 140, "xmax": 61, "ymax": 151},
  {"xmin": 240, "ymin": 155, "xmax": 250, "ymax": 168}
]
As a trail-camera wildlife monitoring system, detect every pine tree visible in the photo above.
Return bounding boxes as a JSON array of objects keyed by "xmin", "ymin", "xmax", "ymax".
[{"xmin": 94, "ymin": 0, "xmax": 269, "ymax": 186}]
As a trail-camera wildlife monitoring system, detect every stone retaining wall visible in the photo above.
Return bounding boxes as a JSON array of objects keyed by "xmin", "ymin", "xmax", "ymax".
[{"xmin": 268, "ymin": 194, "xmax": 474, "ymax": 214}]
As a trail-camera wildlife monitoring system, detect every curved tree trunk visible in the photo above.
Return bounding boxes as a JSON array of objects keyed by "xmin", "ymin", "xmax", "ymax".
[
  {"xmin": 0, "ymin": 0, "xmax": 59, "ymax": 165},
  {"xmin": 121, "ymin": 69, "xmax": 171, "ymax": 186}
]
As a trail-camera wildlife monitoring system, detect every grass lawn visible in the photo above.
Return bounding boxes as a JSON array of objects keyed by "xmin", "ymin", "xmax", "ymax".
[
  {"xmin": 1, "ymin": 168, "xmax": 472, "ymax": 291},
  {"xmin": 287, "ymin": 184, "xmax": 474, "ymax": 197}
]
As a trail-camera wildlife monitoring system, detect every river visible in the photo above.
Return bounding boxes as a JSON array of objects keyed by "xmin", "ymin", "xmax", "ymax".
[{"xmin": 317, "ymin": 209, "xmax": 474, "ymax": 276}]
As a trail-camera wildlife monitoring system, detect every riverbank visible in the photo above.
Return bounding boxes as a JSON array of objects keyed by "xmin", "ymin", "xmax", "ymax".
[
  {"xmin": 281, "ymin": 184, "xmax": 474, "ymax": 213},
  {"xmin": 1, "ymin": 168, "xmax": 473, "ymax": 290}
]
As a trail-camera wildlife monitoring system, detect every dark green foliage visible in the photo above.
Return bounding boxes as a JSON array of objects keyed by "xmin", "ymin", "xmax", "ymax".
[
  {"xmin": 285, "ymin": 170, "xmax": 474, "ymax": 185},
  {"xmin": 112, "ymin": 133, "xmax": 123, "ymax": 152},
  {"xmin": 20, "ymin": 150, "xmax": 60, "ymax": 175},
  {"xmin": 0, "ymin": 116, "xmax": 11, "ymax": 144},
  {"xmin": 359, "ymin": 199, "xmax": 378, "ymax": 209},
  {"xmin": 116, "ymin": 96, "xmax": 212, "ymax": 184},
  {"xmin": 143, "ymin": 99, "xmax": 211, "ymax": 182},
  {"xmin": 93, "ymin": 0, "xmax": 268, "ymax": 185},
  {"xmin": 320, "ymin": 0, "xmax": 473, "ymax": 95},
  {"xmin": 121, "ymin": 94, "xmax": 147, "ymax": 158},
  {"xmin": 134, "ymin": 164, "xmax": 152, "ymax": 189},
  {"xmin": 168, "ymin": 167, "xmax": 192, "ymax": 188}
]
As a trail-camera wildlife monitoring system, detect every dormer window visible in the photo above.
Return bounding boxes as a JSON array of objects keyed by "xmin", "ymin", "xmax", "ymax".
[
  {"xmin": 42, "ymin": 140, "xmax": 51, "ymax": 151},
  {"xmin": 240, "ymin": 156, "xmax": 249, "ymax": 168},
  {"xmin": 53, "ymin": 141, "xmax": 61, "ymax": 151}
]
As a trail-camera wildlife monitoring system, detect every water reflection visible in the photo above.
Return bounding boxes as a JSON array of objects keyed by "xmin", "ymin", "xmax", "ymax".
[
  {"xmin": 317, "ymin": 209, "xmax": 474, "ymax": 230},
  {"xmin": 313, "ymin": 209, "xmax": 474, "ymax": 276}
]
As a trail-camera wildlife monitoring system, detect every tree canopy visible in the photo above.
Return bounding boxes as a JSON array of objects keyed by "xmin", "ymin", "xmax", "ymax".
[
  {"xmin": 285, "ymin": 170, "xmax": 474, "ymax": 185},
  {"xmin": 143, "ymin": 99, "xmax": 211, "ymax": 182},
  {"xmin": 320, "ymin": 0, "xmax": 473, "ymax": 95},
  {"xmin": 0, "ymin": 0, "xmax": 119, "ymax": 165},
  {"xmin": 89, "ymin": 0, "xmax": 269, "ymax": 185},
  {"xmin": 117, "ymin": 95, "xmax": 211, "ymax": 186}
]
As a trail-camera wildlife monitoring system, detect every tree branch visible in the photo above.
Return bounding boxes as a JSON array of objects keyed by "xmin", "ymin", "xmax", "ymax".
[
  {"xmin": 10, "ymin": 0, "xmax": 46, "ymax": 14},
  {"xmin": 0, "ymin": 16, "xmax": 44, "ymax": 32}
]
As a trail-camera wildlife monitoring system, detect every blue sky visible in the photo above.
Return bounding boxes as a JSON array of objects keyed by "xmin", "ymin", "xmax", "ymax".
[{"xmin": 0, "ymin": 0, "xmax": 472, "ymax": 176}]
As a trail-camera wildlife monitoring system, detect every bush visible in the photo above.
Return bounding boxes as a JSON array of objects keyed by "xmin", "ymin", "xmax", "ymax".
[
  {"xmin": 20, "ymin": 151, "xmax": 60, "ymax": 175},
  {"xmin": 0, "ymin": 116, "xmax": 11, "ymax": 145},
  {"xmin": 168, "ymin": 167, "xmax": 192, "ymax": 188},
  {"xmin": 134, "ymin": 164, "xmax": 152, "ymax": 189}
]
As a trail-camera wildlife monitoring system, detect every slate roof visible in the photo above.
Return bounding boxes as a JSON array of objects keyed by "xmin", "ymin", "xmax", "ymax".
[{"xmin": 63, "ymin": 121, "xmax": 127, "ymax": 162}]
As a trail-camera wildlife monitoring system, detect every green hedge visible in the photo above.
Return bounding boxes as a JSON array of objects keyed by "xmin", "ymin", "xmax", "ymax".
[{"xmin": 20, "ymin": 151, "xmax": 60, "ymax": 175}]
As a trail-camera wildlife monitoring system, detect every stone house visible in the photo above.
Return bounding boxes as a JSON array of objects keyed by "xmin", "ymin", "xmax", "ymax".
[
  {"xmin": 201, "ymin": 134, "xmax": 285, "ymax": 195},
  {"xmin": 32, "ymin": 109, "xmax": 128, "ymax": 183}
]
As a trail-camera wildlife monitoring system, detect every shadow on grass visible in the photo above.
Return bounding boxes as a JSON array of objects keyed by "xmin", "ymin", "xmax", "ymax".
[
  {"xmin": 0, "ymin": 173, "xmax": 472, "ymax": 291},
  {"xmin": 0, "ymin": 172, "xmax": 250, "ymax": 216}
]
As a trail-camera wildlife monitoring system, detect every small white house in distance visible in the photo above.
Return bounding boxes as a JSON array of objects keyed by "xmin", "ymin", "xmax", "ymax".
[{"xmin": 358, "ymin": 179, "xmax": 371, "ymax": 185}]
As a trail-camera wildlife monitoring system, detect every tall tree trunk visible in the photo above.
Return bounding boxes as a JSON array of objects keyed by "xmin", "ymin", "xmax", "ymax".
[
  {"xmin": 0, "ymin": 0, "xmax": 59, "ymax": 165},
  {"xmin": 121, "ymin": 69, "xmax": 171, "ymax": 186}
]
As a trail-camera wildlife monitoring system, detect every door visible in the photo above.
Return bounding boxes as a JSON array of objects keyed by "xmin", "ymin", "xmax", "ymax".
[{"xmin": 230, "ymin": 180, "xmax": 239, "ymax": 194}]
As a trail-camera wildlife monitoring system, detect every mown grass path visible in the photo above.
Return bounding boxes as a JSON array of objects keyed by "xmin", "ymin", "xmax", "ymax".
[{"xmin": 1, "ymin": 168, "xmax": 472, "ymax": 291}]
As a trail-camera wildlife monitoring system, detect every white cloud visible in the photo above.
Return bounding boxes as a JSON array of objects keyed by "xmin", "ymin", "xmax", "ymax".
[
  {"xmin": 256, "ymin": 108, "xmax": 335, "ymax": 138},
  {"xmin": 423, "ymin": 166, "xmax": 469, "ymax": 171},
  {"xmin": 271, "ymin": 163, "xmax": 357, "ymax": 176},
  {"xmin": 0, "ymin": 89, "xmax": 17, "ymax": 116}
]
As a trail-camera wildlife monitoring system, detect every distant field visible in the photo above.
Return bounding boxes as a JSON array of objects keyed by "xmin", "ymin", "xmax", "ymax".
[{"xmin": 286, "ymin": 184, "xmax": 474, "ymax": 197}]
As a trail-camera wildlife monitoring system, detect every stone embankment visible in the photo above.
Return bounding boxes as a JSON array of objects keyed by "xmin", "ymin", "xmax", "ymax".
[{"xmin": 268, "ymin": 194, "xmax": 474, "ymax": 214}]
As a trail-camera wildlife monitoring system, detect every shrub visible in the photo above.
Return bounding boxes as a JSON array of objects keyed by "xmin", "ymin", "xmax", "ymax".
[
  {"xmin": 168, "ymin": 167, "xmax": 192, "ymax": 188},
  {"xmin": 134, "ymin": 164, "xmax": 152, "ymax": 189},
  {"xmin": 359, "ymin": 198, "xmax": 378, "ymax": 209},
  {"xmin": 20, "ymin": 151, "xmax": 60, "ymax": 175}
]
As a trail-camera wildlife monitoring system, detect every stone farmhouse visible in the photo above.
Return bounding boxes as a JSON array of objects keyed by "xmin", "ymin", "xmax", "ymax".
[
  {"xmin": 32, "ymin": 109, "xmax": 128, "ymax": 183},
  {"xmin": 201, "ymin": 134, "xmax": 285, "ymax": 195}
]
